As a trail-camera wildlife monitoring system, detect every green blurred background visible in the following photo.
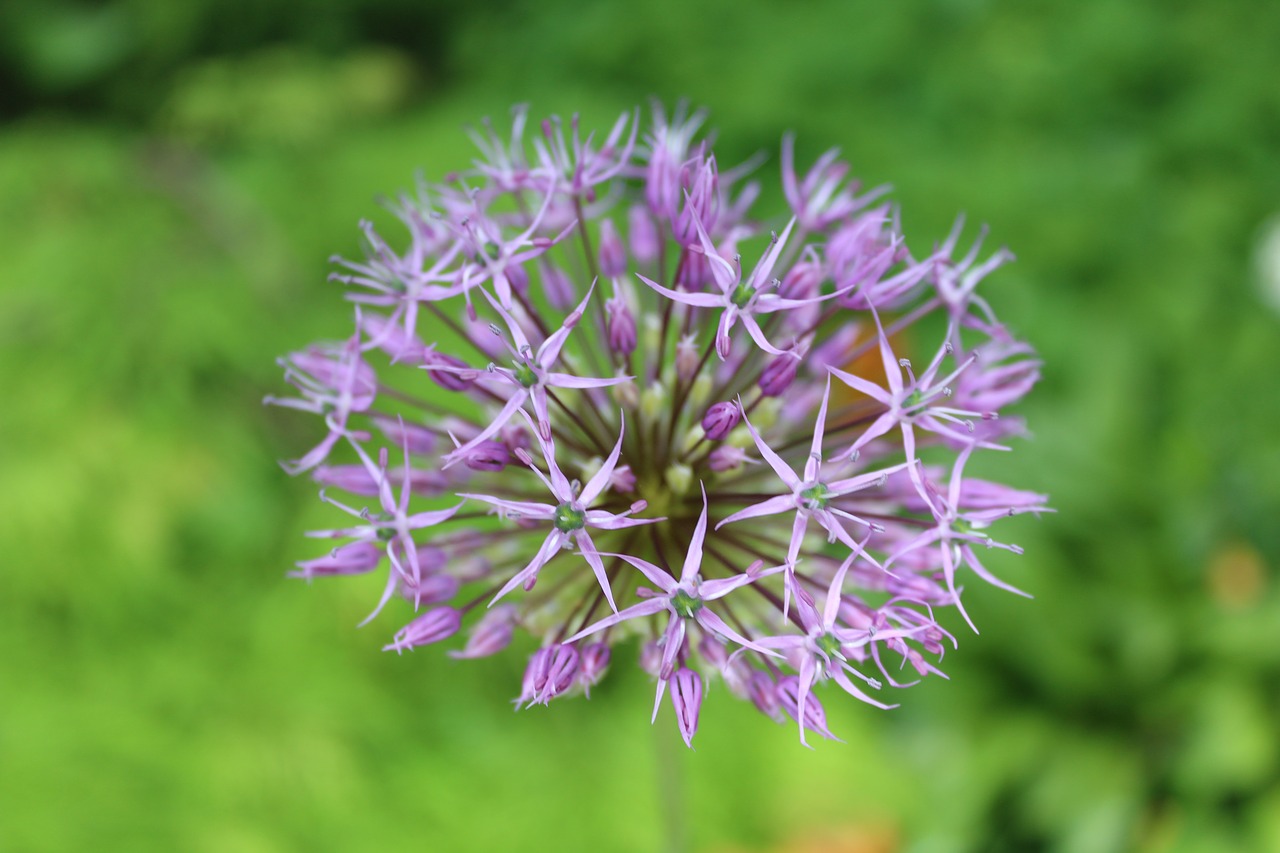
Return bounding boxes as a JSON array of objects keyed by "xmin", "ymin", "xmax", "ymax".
[{"xmin": 3, "ymin": 1, "xmax": 1279, "ymax": 851}]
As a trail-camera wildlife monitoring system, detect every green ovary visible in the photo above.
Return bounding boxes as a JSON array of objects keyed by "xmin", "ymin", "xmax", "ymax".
[{"xmin": 553, "ymin": 503, "xmax": 586, "ymax": 532}]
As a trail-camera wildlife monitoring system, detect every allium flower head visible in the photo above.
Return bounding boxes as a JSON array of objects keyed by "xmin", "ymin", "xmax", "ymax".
[{"xmin": 272, "ymin": 103, "xmax": 1049, "ymax": 748}]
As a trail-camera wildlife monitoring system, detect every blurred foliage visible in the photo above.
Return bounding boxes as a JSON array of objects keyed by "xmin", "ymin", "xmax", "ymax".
[{"xmin": 2, "ymin": 1, "xmax": 1279, "ymax": 851}]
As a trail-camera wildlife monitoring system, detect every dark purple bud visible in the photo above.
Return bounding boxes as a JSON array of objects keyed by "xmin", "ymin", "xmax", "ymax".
[
  {"xmin": 702, "ymin": 401, "xmax": 740, "ymax": 440},
  {"xmin": 708, "ymin": 445, "xmax": 748, "ymax": 472},
  {"xmin": 747, "ymin": 670, "xmax": 782, "ymax": 721},
  {"xmin": 758, "ymin": 352, "xmax": 800, "ymax": 397},
  {"xmin": 462, "ymin": 440, "xmax": 511, "ymax": 472},
  {"xmin": 776, "ymin": 675, "xmax": 838, "ymax": 742},
  {"xmin": 670, "ymin": 668, "xmax": 703, "ymax": 748},
  {"xmin": 598, "ymin": 219, "xmax": 627, "ymax": 277},
  {"xmin": 424, "ymin": 352, "xmax": 473, "ymax": 391},
  {"xmin": 578, "ymin": 643, "xmax": 612, "ymax": 695},
  {"xmin": 628, "ymin": 204, "xmax": 660, "ymax": 263},
  {"xmin": 605, "ymin": 297, "xmax": 637, "ymax": 355},
  {"xmin": 291, "ymin": 541, "xmax": 382, "ymax": 579},
  {"xmin": 383, "ymin": 606, "xmax": 461, "ymax": 653},
  {"xmin": 450, "ymin": 605, "xmax": 517, "ymax": 659},
  {"xmin": 528, "ymin": 644, "xmax": 580, "ymax": 704},
  {"xmin": 372, "ymin": 416, "xmax": 437, "ymax": 455},
  {"xmin": 398, "ymin": 573, "xmax": 460, "ymax": 607}
]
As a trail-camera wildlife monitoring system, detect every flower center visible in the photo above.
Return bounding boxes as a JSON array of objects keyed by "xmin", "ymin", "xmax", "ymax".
[
  {"xmin": 815, "ymin": 631, "xmax": 843, "ymax": 658},
  {"xmin": 513, "ymin": 360, "xmax": 539, "ymax": 388},
  {"xmin": 904, "ymin": 389, "xmax": 925, "ymax": 411},
  {"xmin": 799, "ymin": 482, "xmax": 831, "ymax": 510},
  {"xmin": 671, "ymin": 589, "xmax": 703, "ymax": 618},
  {"xmin": 553, "ymin": 502, "xmax": 586, "ymax": 532},
  {"xmin": 730, "ymin": 280, "xmax": 755, "ymax": 308}
]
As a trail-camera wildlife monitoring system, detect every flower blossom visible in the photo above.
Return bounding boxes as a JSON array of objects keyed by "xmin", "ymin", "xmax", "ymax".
[{"xmin": 272, "ymin": 103, "xmax": 1049, "ymax": 747}]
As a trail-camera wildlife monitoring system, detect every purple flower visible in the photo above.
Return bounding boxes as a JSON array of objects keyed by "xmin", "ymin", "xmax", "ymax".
[
  {"xmin": 717, "ymin": 379, "xmax": 906, "ymax": 615},
  {"xmin": 274, "ymin": 103, "xmax": 1048, "ymax": 747},
  {"xmin": 461, "ymin": 416, "xmax": 661, "ymax": 612},
  {"xmin": 438, "ymin": 284, "xmax": 630, "ymax": 463}
]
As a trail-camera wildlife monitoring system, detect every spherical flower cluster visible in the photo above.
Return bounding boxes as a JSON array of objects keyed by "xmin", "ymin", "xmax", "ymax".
[{"xmin": 271, "ymin": 103, "xmax": 1048, "ymax": 747}]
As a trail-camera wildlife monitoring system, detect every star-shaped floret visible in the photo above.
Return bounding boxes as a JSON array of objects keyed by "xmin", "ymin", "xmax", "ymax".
[
  {"xmin": 439, "ymin": 284, "xmax": 631, "ymax": 467},
  {"xmin": 829, "ymin": 308, "xmax": 1007, "ymax": 501},
  {"xmin": 307, "ymin": 432, "xmax": 463, "ymax": 626},
  {"xmin": 716, "ymin": 378, "xmax": 906, "ymax": 616},
  {"xmin": 459, "ymin": 415, "xmax": 659, "ymax": 612},
  {"xmin": 636, "ymin": 207, "xmax": 846, "ymax": 360},
  {"xmin": 752, "ymin": 554, "xmax": 923, "ymax": 746},
  {"xmin": 566, "ymin": 485, "xmax": 782, "ymax": 720},
  {"xmin": 885, "ymin": 443, "xmax": 1042, "ymax": 631}
]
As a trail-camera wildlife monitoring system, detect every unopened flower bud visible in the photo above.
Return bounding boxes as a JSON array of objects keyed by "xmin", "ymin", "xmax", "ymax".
[
  {"xmin": 747, "ymin": 670, "xmax": 782, "ymax": 721},
  {"xmin": 578, "ymin": 643, "xmax": 612, "ymax": 695},
  {"xmin": 698, "ymin": 635, "xmax": 728, "ymax": 668},
  {"xmin": 462, "ymin": 440, "xmax": 511, "ymax": 472},
  {"xmin": 450, "ymin": 605, "xmax": 517, "ymax": 659},
  {"xmin": 665, "ymin": 463, "xmax": 693, "ymax": 496},
  {"xmin": 612, "ymin": 376, "xmax": 639, "ymax": 409},
  {"xmin": 372, "ymin": 416, "xmax": 436, "ymax": 455},
  {"xmin": 383, "ymin": 606, "xmax": 461, "ymax": 653},
  {"xmin": 673, "ymin": 158, "xmax": 719, "ymax": 246},
  {"xmin": 778, "ymin": 259, "xmax": 823, "ymax": 300},
  {"xmin": 809, "ymin": 322, "xmax": 859, "ymax": 373},
  {"xmin": 543, "ymin": 264, "xmax": 576, "ymax": 310},
  {"xmin": 642, "ymin": 313, "xmax": 661, "ymax": 352},
  {"xmin": 639, "ymin": 640, "xmax": 663, "ymax": 677},
  {"xmin": 641, "ymin": 383, "xmax": 666, "ymax": 421},
  {"xmin": 776, "ymin": 675, "xmax": 837, "ymax": 741},
  {"xmin": 291, "ymin": 541, "xmax": 382, "ymax": 579},
  {"xmin": 311, "ymin": 464, "xmax": 380, "ymax": 495},
  {"xmin": 689, "ymin": 374, "xmax": 712, "ymax": 409},
  {"xmin": 530, "ymin": 644, "xmax": 580, "ymax": 704},
  {"xmin": 598, "ymin": 219, "xmax": 628, "ymax": 277},
  {"xmin": 669, "ymin": 668, "xmax": 703, "ymax": 748},
  {"xmin": 506, "ymin": 262, "xmax": 530, "ymax": 294},
  {"xmin": 606, "ymin": 296, "xmax": 637, "ymax": 355},
  {"xmin": 424, "ymin": 352, "xmax": 473, "ymax": 391},
  {"xmin": 677, "ymin": 250, "xmax": 712, "ymax": 290},
  {"xmin": 628, "ymin": 204, "xmax": 660, "ymax": 263},
  {"xmin": 751, "ymin": 397, "xmax": 781, "ymax": 431},
  {"xmin": 675, "ymin": 334, "xmax": 699, "ymax": 382},
  {"xmin": 610, "ymin": 465, "xmax": 636, "ymax": 493},
  {"xmin": 702, "ymin": 401, "xmax": 740, "ymax": 440},
  {"xmin": 398, "ymin": 572, "xmax": 460, "ymax": 608},
  {"xmin": 708, "ymin": 445, "xmax": 748, "ymax": 472},
  {"xmin": 759, "ymin": 352, "xmax": 800, "ymax": 397}
]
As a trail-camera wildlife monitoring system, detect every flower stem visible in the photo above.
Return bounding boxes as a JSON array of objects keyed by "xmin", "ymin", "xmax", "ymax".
[{"xmin": 656, "ymin": 714, "xmax": 688, "ymax": 853}]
